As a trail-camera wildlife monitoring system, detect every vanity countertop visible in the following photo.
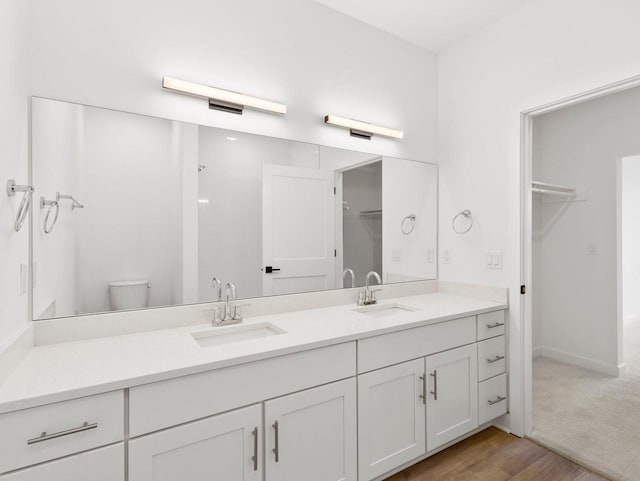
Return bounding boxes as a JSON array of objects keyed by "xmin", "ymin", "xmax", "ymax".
[{"xmin": 0, "ymin": 292, "xmax": 507, "ymax": 414}]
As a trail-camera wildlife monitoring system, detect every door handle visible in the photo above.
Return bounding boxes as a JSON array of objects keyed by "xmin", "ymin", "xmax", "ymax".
[
  {"xmin": 272, "ymin": 421, "xmax": 279, "ymax": 462},
  {"xmin": 265, "ymin": 266, "xmax": 281, "ymax": 274},
  {"xmin": 251, "ymin": 427, "xmax": 258, "ymax": 471},
  {"xmin": 419, "ymin": 374, "xmax": 426, "ymax": 405},
  {"xmin": 430, "ymin": 371, "xmax": 438, "ymax": 400}
]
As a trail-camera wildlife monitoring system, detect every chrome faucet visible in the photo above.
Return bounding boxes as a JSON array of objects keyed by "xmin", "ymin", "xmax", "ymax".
[
  {"xmin": 359, "ymin": 271, "xmax": 382, "ymax": 305},
  {"xmin": 211, "ymin": 277, "xmax": 222, "ymax": 301},
  {"xmin": 342, "ymin": 268, "xmax": 355, "ymax": 288},
  {"xmin": 223, "ymin": 282, "xmax": 237, "ymax": 322}
]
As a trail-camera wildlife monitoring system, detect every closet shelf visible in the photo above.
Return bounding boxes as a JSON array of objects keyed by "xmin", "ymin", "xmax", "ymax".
[
  {"xmin": 531, "ymin": 181, "xmax": 577, "ymax": 197},
  {"xmin": 359, "ymin": 209, "xmax": 382, "ymax": 218}
]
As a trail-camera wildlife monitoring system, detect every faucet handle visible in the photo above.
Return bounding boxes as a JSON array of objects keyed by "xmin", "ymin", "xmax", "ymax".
[
  {"xmin": 370, "ymin": 288, "xmax": 383, "ymax": 303},
  {"xmin": 211, "ymin": 307, "xmax": 222, "ymax": 326},
  {"xmin": 232, "ymin": 303, "xmax": 251, "ymax": 321},
  {"xmin": 357, "ymin": 290, "xmax": 366, "ymax": 306}
]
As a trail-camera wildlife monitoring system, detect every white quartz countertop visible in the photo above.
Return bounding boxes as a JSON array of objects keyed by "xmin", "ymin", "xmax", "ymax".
[{"xmin": 0, "ymin": 292, "xmax": 507, "ymax": 414}]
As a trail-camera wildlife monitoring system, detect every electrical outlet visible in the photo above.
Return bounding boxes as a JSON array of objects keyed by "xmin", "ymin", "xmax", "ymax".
[
  {"xmin": 442, "ymin": 249, "xmax": 452, "ymax": 264},
  {"xmin": 392, "ymin": 249, "xmax": 401, "ymax": 262}
]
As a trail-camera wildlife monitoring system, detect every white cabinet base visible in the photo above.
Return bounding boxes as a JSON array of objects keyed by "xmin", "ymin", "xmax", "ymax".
[
  {"xmin": 265, "ymin": 378, "xmax": 357, "ymax": 481},
  {"xmin": 129, "ymin": 404, "xmax": 262, "ymax": 481},
  {"xmin": 357, "ymin": 359, "xmax": 426, "ymax": 481}
]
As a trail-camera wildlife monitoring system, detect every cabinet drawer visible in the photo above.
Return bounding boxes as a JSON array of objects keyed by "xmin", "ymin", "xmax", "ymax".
[
  {"xmin": 477, "ymin": 336, "xmax": 506, "ymax": 382},
  {"xmin": 0, "ymin": 444, "xmax": 124, "ymax": 481},
  {"xmin": 478, "ymin": 373, "xmax": 507, "ymax": 424},
  {"xmin": 129, "ymin": 342, "xmax": 356, "ymax": 437},
  {"xmin": 0, "ymin": 391, "xmax": 124, "ymax": 474},
  {"xmin": 477, "ymin": 311, "xmax": 505, "ymax": 341},
  {"xmin": 357, "ymin": 316, "xmax": 476, "ymax": 373}
]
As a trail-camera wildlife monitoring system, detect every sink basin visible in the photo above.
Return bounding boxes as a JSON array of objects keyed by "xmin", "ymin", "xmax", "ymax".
[
  {"xmin": 191, "ymin": 322, "xmax": 287, "ymax": 348},
  {"xmin": 353, "ymin": 303, "xmax": 419, "ymax": 318}
]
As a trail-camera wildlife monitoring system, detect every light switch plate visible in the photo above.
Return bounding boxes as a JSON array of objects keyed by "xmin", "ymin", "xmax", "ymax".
[
  {"xmin": 485, "ymin": 251, "xmax": 503, "ymax": 269},
  {"xmin": 587, "ymin": 242, "xmax": 598, "ymax": 255}
]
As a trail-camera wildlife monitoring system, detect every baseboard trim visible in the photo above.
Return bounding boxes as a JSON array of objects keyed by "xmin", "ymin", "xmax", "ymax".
[{"xmin": 537, "ymin": 346, "xmax": 620, "ymax": 377}]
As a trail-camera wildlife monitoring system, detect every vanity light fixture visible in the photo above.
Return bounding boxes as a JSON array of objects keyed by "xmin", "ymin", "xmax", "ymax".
[
  {"xmin": 162, "ymin": 77, "xmax": 287, "ymax": 115},
  {"xmin": 324, "ymin": 115, "xmax": 404, "ymax": 140}
]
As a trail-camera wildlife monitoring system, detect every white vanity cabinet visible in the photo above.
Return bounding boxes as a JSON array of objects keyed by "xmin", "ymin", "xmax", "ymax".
[
  {"xmin": 357, "ymin": 359, "xmax": 426, "ymax": 481},
  {"xmin": 129, "ymin": 404, "xmax": 262, "ymax": 481},
  {"xmin": 425, "ymin": 343, "xmax": 478, "ymax": 451},
  {"xmin": 264, "ymin": 378, "xmax": 357, "ymax": 481},
  {"xmin": 0, "ymin": 444, "xmax": 124, "ymax": 481}
]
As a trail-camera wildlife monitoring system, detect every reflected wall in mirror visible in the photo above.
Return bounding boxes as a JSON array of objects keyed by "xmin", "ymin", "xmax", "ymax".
[{"xmin": 32, "ymin": 97, "xmax": 437, "ymax": 320}]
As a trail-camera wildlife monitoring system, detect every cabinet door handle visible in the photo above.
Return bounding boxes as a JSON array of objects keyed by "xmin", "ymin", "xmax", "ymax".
[
  {"xmin": 486, "ymin": 322, "xmax": 505, "ymax": 329},
  {"xmin": 487, "ymin": 355, "xmax": 505, "ymax": 364},
  {"xmin": 419, "ymin": 374, "xmax": 426, "ymax": 405},
  {"xmin": 27, "ymin": 421, "xmax": 97, "ymax": 445},
  {"xmin": 430, "ymin": 371, "xmax": 438, "ymax": 400},
  {"xmin": 272, "ymin": 421, "xmax": 279, "ymax": 462},
  {"xmin": 251, "ymin": 427, "xmax": 258, "ymax": 471},
  {"xmin": 488, "ymin": 396, "xmax": 507, "ymax": 406}
]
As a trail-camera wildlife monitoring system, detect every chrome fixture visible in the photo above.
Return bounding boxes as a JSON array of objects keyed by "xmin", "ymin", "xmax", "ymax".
[
  {"xmin": 342, "ymin": 268, "xmax": 355, "ymax": 288},
  {"xmin": 452, "ymin": 209, "xmax": 473, "ymax": 234},
  {"xmin": 198, "ymin": 164, "xmax": 207, "ymax": 173},
  {"xmin": 358, "ymin": 271, "xmax": 382, "ymax": 306},
  {"xmin": 162, "ymin": 77, "xmax": 287, "ymax": 115},
  {"xmin": 6, "ymin": 179, "xmax": 34, "ymax": 233},
  {"xmin": 401, "ymin": 214, "xmax": 416, "ymax": 235},
  {"xmin": 211, "ymin": 282, "xmax": 246, "ymax": 326},
  {"xmin": 211, "ymin": 277, "xmax": 222, "ymax": 301},
  {"xmin": 27, "ymin": 421, "xmax": 98, "ymax": 445},
  {"xmin": 324, "ymin": 115, "xmax": 404, "ymax": 140},
  {"xmin": 57, "ymin": 192, "xmax": 84, "ymax": 210},
  {"xmin": 40, "ymin": 197, "xmax": 60, "ymax": 234}
]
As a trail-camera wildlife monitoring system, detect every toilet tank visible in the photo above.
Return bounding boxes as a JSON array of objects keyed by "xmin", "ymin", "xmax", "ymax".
[{"xmin": 108, "ymin": 280, "xmax": 150, "ymax": 311}]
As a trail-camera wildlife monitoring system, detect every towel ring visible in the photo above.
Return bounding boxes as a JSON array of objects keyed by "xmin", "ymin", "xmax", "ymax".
[
  {"xmin": 41, "ymin": 197, "xmax": 60, "ymax": 234},
  {"xmin": 6, "ymin": 179, "xmax": 34, "ymax": 233},
  {"xmin": 452, "ymin": 209, "xmax": 473, "ymax": 234},
  {"xmin": 401, "ymin": 214, "xmax": 416, "ymax": 235}
]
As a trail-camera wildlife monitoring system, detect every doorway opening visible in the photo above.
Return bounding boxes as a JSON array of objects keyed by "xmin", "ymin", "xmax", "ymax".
[{"xmin": 524, "ymin": 83, "xmax": 640, "ymax": 481}]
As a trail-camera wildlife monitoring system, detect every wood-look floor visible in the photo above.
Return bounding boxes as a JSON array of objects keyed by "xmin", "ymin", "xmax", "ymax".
[{"xmin": 386, "ymin": 428, "xmax": 608, "ymax": 481}]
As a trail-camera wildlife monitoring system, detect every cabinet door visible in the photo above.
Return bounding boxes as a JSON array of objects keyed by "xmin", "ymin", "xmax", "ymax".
[
  {"xmin": 426, "ymin": 344, "xmax": 478, "ymax": 451},
  {"xmin": 129, "ymin": 404, "xmax": 262, "ymax": 481},
  {"xmin": 0, "ymin": 444, "xmax": 123, "ymax": 481},
  {"xmin": 357, "ymin": 358, "xmax": 426, "ymax": 481},
  {"xmin": 265, "ymin": 378, "xmax": 357, "ymax": 481}
]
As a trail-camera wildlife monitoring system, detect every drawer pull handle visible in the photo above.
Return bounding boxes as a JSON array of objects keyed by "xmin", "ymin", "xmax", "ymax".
[
  {"xmin": 487, "ymin": 322, "xmax": 505, "ymax": 329},
  {"xmin": 488, "ymin": 396, "xmax": 507, "ymax": 406},
  {"xmin": 419, "ymin": 374, "xmax": 426, "ymax": 405},
  {"xmin": 272, "ymin": 421, "xmax": 279, "ymax": 462},
  {"xmin": 487, "ymin": 355, "xmax": 505, "ymax": 364},
  {"xmin": 27, "ymin": 421, "xmax": 98, "ymax": 445},
  {"xmin": 430, "ymin": 371, "xmax": 438, "ymax": 400},
  {"xmin": 251, "ymin": 427, "xmax": 259, "ymax": 471}
]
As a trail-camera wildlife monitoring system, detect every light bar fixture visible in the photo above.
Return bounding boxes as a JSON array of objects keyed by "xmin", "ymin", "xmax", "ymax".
[
  {"xmin": 324, "ymin": 115, "xmax": 404, "ymax": 140},
  {"xmin": 162, "ymin": 77, "xmax": 287, "ymax": 115}
]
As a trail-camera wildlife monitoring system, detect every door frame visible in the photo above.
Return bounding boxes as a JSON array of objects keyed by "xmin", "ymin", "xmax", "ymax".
[{"xmin": 520, "ymin": 74, "xmax": 640, "ymax": 436}]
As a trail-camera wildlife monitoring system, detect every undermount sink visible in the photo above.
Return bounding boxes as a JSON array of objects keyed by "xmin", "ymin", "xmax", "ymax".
[
  {"xmin": 191, "ymin": 322, "xmax": 287, "ymax": 348},
  {"xmin": 353, "ymin": 303, "xmax": 419, "ymax": 318}
]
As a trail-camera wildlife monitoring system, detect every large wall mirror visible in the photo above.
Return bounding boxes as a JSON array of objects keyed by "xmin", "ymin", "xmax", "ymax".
[{"xmin": 31, "ymin": 97, "xmax": 438, "ymax": 320}]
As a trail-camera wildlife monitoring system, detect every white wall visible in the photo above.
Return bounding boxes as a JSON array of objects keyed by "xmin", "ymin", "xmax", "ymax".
[
  {"xmin": 32, "ymin": 99, "xmax": 83, "ymax": 318},
  {"xmin": 437, "ymin": 0, "xmax": 640, "ymax": 434},
  {"xmin": 0, "ymin": 0, "xmax": 30, "ymax": 348},
  {"xmin": 532, "ymin": 87, "xmax": 640, "ymax": 373},
  {"xmin": 383, "ymin": 158, "xmax": 438, "ymax": 283},
  {"xmin": 622, "ymin": 156, "xmax": 640, "ymax": 323},
  {"xmin": 29, "ymin": 0, "xmax": 437, "ymax": 164},
  {"xmin": 78, "ymin": 107, "xmax": 178, "ymax": 313}
]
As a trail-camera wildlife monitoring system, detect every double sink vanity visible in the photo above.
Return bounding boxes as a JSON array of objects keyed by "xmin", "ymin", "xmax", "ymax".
[{"xmin": 0, "ymin": 285, "xmax": 508, "ymax": 481}]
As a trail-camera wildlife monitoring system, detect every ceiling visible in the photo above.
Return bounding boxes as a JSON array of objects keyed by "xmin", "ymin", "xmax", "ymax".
[{"xmin": 314, "ymin": 0, "xmax": 533, "ymax": 52}]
